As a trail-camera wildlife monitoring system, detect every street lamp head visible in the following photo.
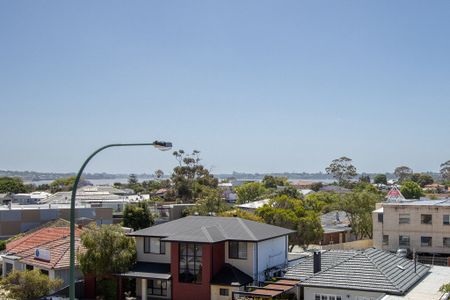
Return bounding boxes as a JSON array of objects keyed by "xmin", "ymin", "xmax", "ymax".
[{"xmin": 153, "ymin": 141, "xmax": 173, "ymax": 151}]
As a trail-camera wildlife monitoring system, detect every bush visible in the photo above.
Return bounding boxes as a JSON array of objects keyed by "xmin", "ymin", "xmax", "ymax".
[
  {"xmin": 96, "ymin": 278, "xmax": 117, "ymax": 300},
  {"xmin": 0, "ymin": 269, "xmax": 62, "ymax": 299},
  {"xmin": 0, "ymin": 240, "xmax": 6, "ymax": 251}
]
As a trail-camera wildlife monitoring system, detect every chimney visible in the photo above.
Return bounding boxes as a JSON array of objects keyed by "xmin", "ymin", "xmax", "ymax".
[
  {"xmin": 313, "ymin": 251, "xmax": 321, "ymax": 274},
  {"xmin": 336, "ymin": 211, "xmax": 340, "ymax": 223}
]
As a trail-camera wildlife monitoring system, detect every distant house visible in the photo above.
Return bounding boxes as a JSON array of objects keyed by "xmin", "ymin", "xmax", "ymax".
[
  {"xmin": 236, "ymin": 199, "xmax": 271, "ymax": 213},
  {"xmin": 320, "ymin": 210, "xmax": 353, "ymax": 245},
  {"xmin": 117, "ymin": 216, "xmax": 294, "ymax": 300},
  {"xmin": 1, "ymin": 226, "xmax": 84, "ymax": 287},
  {"xmin": 218, "ymin": 182, "xmax": 238, "ymax": 203},
  {"xmin": 284, "ymin": 248, "xmax": 443, "ymax": 300}
]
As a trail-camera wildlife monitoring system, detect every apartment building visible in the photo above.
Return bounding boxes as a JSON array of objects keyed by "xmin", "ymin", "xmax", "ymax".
[
  {"xmin": 373, "ymin": 199, "xmax": 450, "ymax": 254},
  {"xmin": 117, "ymin": 216, "xmax": 293, "ymax": 300}
]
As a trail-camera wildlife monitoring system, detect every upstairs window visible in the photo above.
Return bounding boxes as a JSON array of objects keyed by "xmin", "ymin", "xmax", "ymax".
[
  {"xmin": 399, "ymin": 235, "xmax": 410, "ymax": 247},
  {"xmin": 443, "ymin": 238, "xmax": 450, "ymax": 248},
  {"xmin": 179, "ymin": 243, "xmax": 202, "ymax": 284},
  {"xmin": 399, "ymin": 214, "xmax": 410, "ymax": 224},
  {"xmin": 378, "ymin": 213, "xmax": 383, "ymax": 223},
  {"xmin": 144, "ymin": 237, "xmax": 166, "ymax": 254},
  {"xmin": 382, "ymin": 235, "xmax": 389, "ymax": 246},
  {"xmin": 421, "ymin": 214, "xmax": 432, "ymax": 225},
  {"xmin": 444, "ymin": 215, "xmax": 450, "ymax": 225},
  {"xmin": 421, "ymin": 236, "xmax": 432, "ymax": 247},
  {"xmin": 229, "ymin": 241, "xmax": 247, "ymax": 259}
]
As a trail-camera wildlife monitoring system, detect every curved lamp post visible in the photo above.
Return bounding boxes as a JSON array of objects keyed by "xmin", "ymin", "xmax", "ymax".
[{"xmin": 69, "ymin": 141, "xmax": 172, "ymax": 300}]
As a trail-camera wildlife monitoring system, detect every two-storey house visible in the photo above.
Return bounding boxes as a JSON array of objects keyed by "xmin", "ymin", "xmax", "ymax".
[{"xmin": 117, "ymin": 216, "xmax": 293, "ymax": 300}]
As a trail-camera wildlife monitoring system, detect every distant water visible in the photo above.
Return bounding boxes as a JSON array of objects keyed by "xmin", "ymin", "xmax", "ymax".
[
  {"xmin": 27, "ymin": 177, "xmax": 334, "ymax": 186},
  {"xmin": 25, "ymin": 178, "xmax": 131, "ymax": 186}
]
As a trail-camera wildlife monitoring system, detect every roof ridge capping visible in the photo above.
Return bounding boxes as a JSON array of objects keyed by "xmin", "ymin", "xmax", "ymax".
[
  {"xmin": 236, "ymin": 218, "xmax": 257, "ymax": 241},
  {"xmin": 364, "ymin": 248, "xmax": 429, "ymax": 294}
]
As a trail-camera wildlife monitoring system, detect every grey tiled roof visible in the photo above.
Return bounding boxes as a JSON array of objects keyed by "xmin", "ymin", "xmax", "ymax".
[
  {"xmin": 285, "ymin": 248, "xmax": 430, "ymax": 295},
  {"xmin": 130, "ymin": 216, "xmax": 294, "ymax": 243}
]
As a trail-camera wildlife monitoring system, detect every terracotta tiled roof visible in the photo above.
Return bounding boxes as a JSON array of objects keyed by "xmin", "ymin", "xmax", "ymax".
[{"xmin": 6, "ymin": 227, "xmax": 84, "ymax": 270}]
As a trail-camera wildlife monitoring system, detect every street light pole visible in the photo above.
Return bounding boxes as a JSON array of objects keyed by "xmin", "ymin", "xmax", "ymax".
[{"xmin": 69, "ymin": 141, "xmax": 172, "ymax": 300}]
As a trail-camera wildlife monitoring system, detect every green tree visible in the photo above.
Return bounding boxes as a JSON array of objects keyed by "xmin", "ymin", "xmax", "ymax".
[
  {"xmin": 338, "ymin": 191, "xmax": 381, "ymax": 239},
  {"xmin": 154, "ymin": 169, "xmax": 164, "ymax": 179},
  {"xmin": 78, "ymin": 224, "xmax": 137, "ymax": 279},
  {"xmin": 303, "ymin": 192, "xmax": 340, "ymax": 213},
  {"xmin": 359, "ymin": 174, "xmax": 371, "ymax": 183},
  {"xmin": 262, "ymin": 176, "xmax": 288, "ymax": 189},
  {"xmin": 0, "ymin": 269, "xmax": 62, "ymax": 300},
  {"xmin": 410, "ymin": 173, "xmax": 434, "ymax": 187},
  {"xmin": 373, "ymin": 174, "xmax": 387, "ymax": 185},
  {"xmin": 127, "ymin": 174, "xmax": 144, "ymax": 194},
  {"xmin": 122, "ymin": 201, "xmax": 154, "ymax": 231},
  {"xmin": 235, "ymin": 182, "xmax": 267, "ymax": 204},
  {"xmin": 439, "ymin": 283, "xmax": 450, "ymax": 293},
  {"xmin": 325, "ymin": 157, "xmax": 357, "ymax": 186},
  {"xmin": 218, "ymin": 209, "xmax": 264, "ymax": 222},
  {"xmin": 0, "ymin": 176, "xmax": 30, "ymax": 193},
  {"xmin": 171, "ymin": 150, "xmax": 218, "ymax": 203},
  {"xmin": 441, "ymin": 160, "xmax": 450, "ymax": 181},
  {"xmin": 0, "ymin": 240, "xmax": 6, "ymax": 251},
  {"xmin": 400, "ymin": 180, "xmax": 424, "ymax": 199},
  {"xmin": 256, "ymin": 195, "xmax": 323, "ymax": 250},
  {"xmin": 49, "ymin": 176, "xmax": 90, "ymax": 193},
  {"xmin": 310, "ymin": 182, "xmax": 323, "ymax": 192},
  {"xmin": 394, "ymin": 166, "xmax": 413, "ymax": 183},
  {"xmin": 186, "ymin": 188, "xmax": 229, "ymax": 216},
  {"xmin": 294, "ymin": 213, "xmax": 323, "ymax": 249},
  {"xmin": 275, "ymin": 185, "xmax": 302, "ymax": 199}
]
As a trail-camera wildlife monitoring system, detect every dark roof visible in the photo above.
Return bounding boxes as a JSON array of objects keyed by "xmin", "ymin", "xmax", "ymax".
[
  {"xmin": 210, "ymin": 264, "xmax": 253, "ymax": 286},
  {"xmin": 130, "ymin": 216, "xmax": 294, "ymax": 243},
  {"xmin": 285, "ymin": 248, "xmax": 430, "ymax": 295},
  {"xmin": 117, "ymin": 262, "xmax": 171, "ymax": 280}
]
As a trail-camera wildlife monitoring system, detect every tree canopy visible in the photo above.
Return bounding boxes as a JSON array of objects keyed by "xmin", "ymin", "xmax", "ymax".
[
  {"xmin": 394, "ymin": 166, "xmax": 413, "ymax": 183},
  {"xmin": 218, "ymin": 209, "xmax": 264, "ymax": 222},
  {"xmin": 186, "ymin": 187, "xmax": 229, "ymax": 216},
  {"xmin": 0, "ymin": 269, "xmax": 62, "ymax": 300},
  {"xmin": 171, "ymin": 150, "xmax": 218, "ymax": 203},
  {"xmin": 122, "ymin": 201, "xmax": 154, "ymax": 231},
  {"xmin": 373, "ymin": 174, "xmax": 387, "ymax": 185},
  {"xmin": 440, "ymin": 160, "xmax": 450, "ymax": 181},
  {"xmin": 49, "ymin": 176, "xmax": 90, "ymax": 193},
  {"xmin": 0, "ymin": 176, "xmax": 30, "ymax": 193},
  {"xmin": 256, "ymin": 195, "xmax": 323, "ymax": 250},
  {"xmin": 78, "ymin": 224, "xmax": 137, "ymax": 278},
  {"xmin": 410, "ymin": 173, "xmax": 434, "ymax": 187},
  {"xmin": 325, "ymin": 157, "xmax": 357, "ymax": 186},
  {"xmin": 400, "ymin": 181, "xmax": 424, "ymax": 199},
  {"xmin": 235, "ymin": 182, "xmax": 267, "ymax": 204},
  {"xmin": 337, "ymin": 190, "xmax": 381, "ymax": 239}
]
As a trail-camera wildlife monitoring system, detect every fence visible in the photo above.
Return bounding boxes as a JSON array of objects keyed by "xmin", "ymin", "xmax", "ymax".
[
  {"xmin": 417, "ymin": 255, "xmax": 449, "ymax": 266},
  {"xmin": 321, "ymin": 239, "xmax": 373, "ymax": 250}
]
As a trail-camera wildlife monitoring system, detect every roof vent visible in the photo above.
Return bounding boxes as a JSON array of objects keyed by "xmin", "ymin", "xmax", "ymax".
[{"xmin": 397, "ymin": 265, "xmax": 405, "ymax": 271}]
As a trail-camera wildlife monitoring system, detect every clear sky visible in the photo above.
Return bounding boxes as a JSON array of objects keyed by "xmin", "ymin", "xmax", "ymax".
[{"xmin": 1, "ymin": 1, "xmax": 449, "ymax": 175}]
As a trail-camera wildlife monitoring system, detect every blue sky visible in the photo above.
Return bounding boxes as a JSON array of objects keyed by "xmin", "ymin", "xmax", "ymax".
[{"xmin": 1, "ymin": 1, "xmax": 449, "ymax": 175}]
